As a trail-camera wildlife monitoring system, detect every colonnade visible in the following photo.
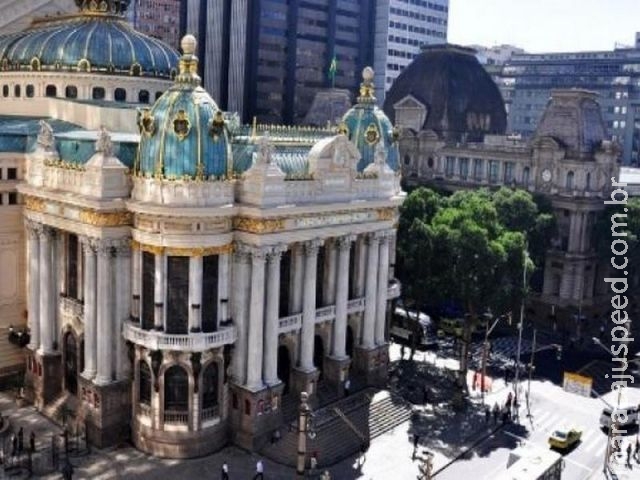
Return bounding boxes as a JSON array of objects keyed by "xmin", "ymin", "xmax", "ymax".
[{"xmin": 232, "ymin": 230, "xmax": 394, "ymax": 391}]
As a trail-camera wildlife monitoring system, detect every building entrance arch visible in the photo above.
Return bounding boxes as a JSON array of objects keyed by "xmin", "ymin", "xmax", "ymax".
[
  {"xmin": 64, "ymin": 332, "xmax": 78, "ymax": 395},
  {"xmin": 277, "ymin": 345, "xmax": 291, "ymax": 395}
]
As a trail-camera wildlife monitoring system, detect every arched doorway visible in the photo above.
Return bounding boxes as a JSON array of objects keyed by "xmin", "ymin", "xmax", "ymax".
[
  {"xmin": 346, "ymin": 325, "xmax": 354, "ymax": 358},
  {"xmin": 164, "ymin": 365, "xmax": 189, "ymax": 424},
  {"xmin": 313, "ymin": 335, "xmax": 325, "ymax": 381},
  {"xmin": 64, "ymin": 332, "xmax": 78, "ymax": 395},
  {"xmin": 277, "ymin": 345, "xmax": 291, "ymax": 395},
  {"xmin": 202, "ymin": 362, "xmax": 219, "ymax": 418}
]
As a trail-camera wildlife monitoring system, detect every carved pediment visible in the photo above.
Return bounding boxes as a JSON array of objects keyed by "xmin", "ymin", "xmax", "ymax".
[
  {"xmin": 308, "ymin": 134, "xmax": 360, "ymax": 176},
  {"xmin": 393, "ymin": 94, "xmax": 428, "ymax": 132}
]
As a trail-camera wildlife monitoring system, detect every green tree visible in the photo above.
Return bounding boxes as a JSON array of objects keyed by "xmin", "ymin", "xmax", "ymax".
[{"xmin": 397, "ymin": 187, "xmax": 551, "ymax": 390}]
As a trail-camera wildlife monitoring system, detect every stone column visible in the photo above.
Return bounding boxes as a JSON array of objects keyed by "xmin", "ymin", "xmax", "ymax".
[
  {"xmin": 300, "ymin": 240, "xmax": 322, "ymax": 371},
  {"xmin": 389, "ymin": 233, "xmax": 397, "ymax": 279},
  {"xmin": 324, "ymin": 240, "xmax": 337, "ymax": 306},
  {"xmin": 132, "ymin": 245, "xmax": 141, "ymax": 320},
  {"xmin": 231, "ymin": 245, "xmax": 251, "ymax": 384},
  {"xmin": 26, "ymin": 221, "xmax": 40, "ymax": 350},
  {"xmin": 375, "ymin": 233, "xmax": 390, "ymax": 345},
  {"xmin": 362, "ymin": 234, "xmax": 379, "ymax": 349},
  {"xmin": 332, "ymin": 235, "xmax": 354, "ymax": 359},
  {"xmin": 81, "ymin": 238, "xmax": 97, "ymax": 379},
  {"xmin": 154, "ymin": 251, "xmax": 165, "ymax": 330},
  {"xmin": 189, "ymin": 256, "xmax": 203, "ymax": 332},
  {"xmin": 568, "ymin": 212, "xmax": 579, "ymax": 252},
  {"xmin": 38, "ymin": 226, "xmax": 55, "ymax": 354},
  {"xmin": 355, "ymin": 236, "xmax": 367, "ymax": 298},
  {"xmin": 77, "ymin": 236, "xmax": 84, "ymax": 302},
  {"xmin": 218, "ymin": 253, "xmax": 230, "ymax": 325},
  {"xmin": 115, "ymin": 240, "xmax": 131, "ymax": 381},
  {"xmin": 290, "ymin": 244, "xmax": 304, "ymax": 313},
  {"xmin": 58, "ymin": 233, "xmax": 66, "ymax": 298},
  {"xmin": 246, "ymin": 247, "xmax": 266, "ymax": 391},
  {"xmin": 264, "ymin": 246, "xmax": 285, "ymax": 386},
  {"xmin": 95, "ymin": 240, "xmax": 114, "ymax": 385}
]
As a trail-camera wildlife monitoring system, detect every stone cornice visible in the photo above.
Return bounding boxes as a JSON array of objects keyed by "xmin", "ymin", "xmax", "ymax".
[{"xmin": 131, "ymin": 239, "xmax": 234, "ymax": 257}]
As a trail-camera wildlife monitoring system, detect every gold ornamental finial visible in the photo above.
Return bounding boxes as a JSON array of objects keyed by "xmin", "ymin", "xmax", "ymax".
[
  {"xmin": 176, "ymin": 34, "xmax": 201, "ymax": 86},
  {"xmin": 358, "ymin": 66, "xmax": 376, "ymax": 103}
]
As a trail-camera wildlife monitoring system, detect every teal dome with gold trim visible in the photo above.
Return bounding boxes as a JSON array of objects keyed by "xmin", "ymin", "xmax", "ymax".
[
  {"xmin": 341, "ymin": 67, "xmax": 400, "ymax": 172},
  {"xmin": 136, "ymin": 35, "xmax": 231, "ymax": 180},
  {"xmin": 0, "ymin": 0, "xmax": 178, "ymax": 78}
]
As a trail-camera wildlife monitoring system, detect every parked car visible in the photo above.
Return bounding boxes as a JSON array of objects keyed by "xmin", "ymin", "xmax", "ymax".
[{"xmin": 548, "ymin": 428, "xmax": 582, "ymax": 451}]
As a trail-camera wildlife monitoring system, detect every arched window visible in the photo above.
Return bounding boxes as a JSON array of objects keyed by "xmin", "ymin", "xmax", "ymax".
[
  {"xmin": 164, "ymin": 365, "xmax": 188, "ymax": 421},
  {"xmin": 2, "ymin": 85, "xmax": 8, "ymax": 97},
  {"xmin": 139, "ymin": 361, "xmax": 151, "ymax": 405},
  {"xmin": 14, "ymin": 85, "xmax": 20, "ymax": 97},
  {"xmin": 114, "ymin": 88, "xmax": 126, "ymax": 102},
  {"xmin": 155, "ymin": 91, "xmax": 163, "ymax": 101},
  {"xmin": 65, "ymin": 86, "xmax": 77, "ymax": 99},
  {"xmin": 566, "ymin": 171, "xmax": 574, "ymax": 190},
  {"xmin": 585, "ymin": 172, "xmax": 591, "ymax": 190},
  {"xmin": 138, "ymin": 90, "xmax": 149, "ymax": 104},
  {"xmin": 92, "ymin": 87, "xmax": 105, "ymax": 100},
  {"xmin": 131, "ymin": 63, "xmax": 142, "ymax": 76},
  {"xmin": 26, "ymin": 85, "xmax": 34, "ymax": 98},
  {"xmin": 45, "ymin": 85, "xmax": 57, "ymax": 97},
  {"xmin": 403, "ymin": 154, "xmax": 411, "ymax": 166},
  {"xmin": 522, "ymin": 167, "xmax": 530, "ymax": 185},
  {"xmin": 202, "ymin": 363, "xmax": 219, "ymax": 411}
]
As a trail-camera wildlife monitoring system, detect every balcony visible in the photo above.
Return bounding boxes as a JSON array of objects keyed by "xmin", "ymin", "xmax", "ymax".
[
  {"xmin": 278, "ymin": 313, "xmax": 302, "ymax": 334},
  {"xmin": 315, "ymin": 305, "xmax": 336, "ymax": 323},
  {"xmin": 278, "ymin": 297, "xmax": 367, "ymax": 333},
  {"xmin": 347, "ymin": 298, "xmax": 365, "ymax": 314},
  {"xmin": 122, "ymin": 321, "xmax": 237, "ymax": 352},
  {"xmin": 59, "ymin": 295, "xmax": 84, "ymax": 319}
]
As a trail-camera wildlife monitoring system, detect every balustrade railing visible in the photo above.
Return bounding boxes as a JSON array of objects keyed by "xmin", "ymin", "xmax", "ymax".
[
  {"xmin": 164, "ymin": 410, "xmax": 189, "ymax": 425},
  {"xmin": 123, "ymin": 322, "xmax": 237, "ymax": 352},
  {"xmin": 201, "ymin": 406, "xmax": 219, "ymax": 421}
]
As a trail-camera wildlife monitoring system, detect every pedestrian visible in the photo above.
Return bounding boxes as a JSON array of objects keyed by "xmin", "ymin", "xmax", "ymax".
[
  {"xmin": 11, "ymin": 433, "xmax": 17, "ymax": 457},
  {"xmin": 502, "ymin": 409, "xmax": 509, "ymax": 425},
  {"xmin": 422, "ymin": 385, "xmax": 429, "ymax": 406},
  {"xmin": 485, "ymin": 405, "xmax": 491, "ymax": 424},
  {"xmin": 506, "ymin": 391, "xmax": 513, "ymax": 406},
  {"xmin": 400, "ymin": 344, "xmax": 405, "ymax": 360},
  {"xmin": 17, "ymin": 427, "xmax": 23, "ymax": 454},
  {"xmin": 310, "ymin": 452, "xmax": 318, "ymax": 474},
  {"xmin": 221, "ymin": 461, "xmax": 229, "ymax": 480},
  {"xmin": 344, "ymin": 378, "xmax": 351, "ymax": 397},
  {"xmin": 492, "ymin": 403, "xmax": 499, "ymax": 424},
  {"xmin": 627, "ymin": 443, "xmax": 633, "ymax": 467},
  {"xmin": 29, "ymin": 431, "xmax": 36, "ymax": 453},
  {"xmin": 253, "ymin": 459, "xmax": 264, "ymax": 480},
  {"xmin": 413, "ymin": 433, "xmax": 420, "ymax": 459},
  {"xmin": 635, "ymin": 436, "xmax": 639, "ymax": 462}
]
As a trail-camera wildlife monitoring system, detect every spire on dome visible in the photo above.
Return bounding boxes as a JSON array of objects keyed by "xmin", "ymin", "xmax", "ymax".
[
  {"xmin": 175, "ymin": 35, "xmax": 201, "ymax": 87},
  {"xmin": 75, "ymin": 0, "xmax": 131, "ymax": 16},
  {"xmin": 358, "ymin": 67, "xmax": 376, "ymax": 104}
]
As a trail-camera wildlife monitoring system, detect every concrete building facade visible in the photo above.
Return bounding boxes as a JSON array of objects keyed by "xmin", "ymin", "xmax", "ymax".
[{"xmin": 127, "ymin": 0, "xmax": 181, "ymax": 49}]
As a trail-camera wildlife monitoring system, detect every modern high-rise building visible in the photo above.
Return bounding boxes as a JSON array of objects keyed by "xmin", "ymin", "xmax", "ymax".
[
  {"xmin": 127, "ymin": 0, "xmax": 181, "ymax": 49},
  {"xmin": 502, "ymin": 45, "xmax": 640, "ymax": 165},
  {"xmin": 181, "ymin": 0, "xmax": 376, "ymax": 125},
  {"xmin": 373, "ymin": 0, "xmax": 448, "ymax": 104}
]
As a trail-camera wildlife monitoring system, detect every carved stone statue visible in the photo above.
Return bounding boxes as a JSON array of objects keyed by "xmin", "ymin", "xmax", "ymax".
[
  {"xmin": 374, "ymin": 141, "xmax": 386, "ymax": 166},
  {"xmin": 37, "ymin": 120, "xmax": 55, "ymax": 151},
  {"xmin": 256, "ymin": 132, "xmax": 273, "ymax": 165},
  {"xmin": 95, "ymin": 126, "xmax": 113, "ymax": 157}
]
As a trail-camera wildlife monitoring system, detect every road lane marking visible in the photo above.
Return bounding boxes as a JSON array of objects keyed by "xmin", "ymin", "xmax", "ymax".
[{"xmin": 503, "ymin": 431, "xmax": 595, "ymax": 472}]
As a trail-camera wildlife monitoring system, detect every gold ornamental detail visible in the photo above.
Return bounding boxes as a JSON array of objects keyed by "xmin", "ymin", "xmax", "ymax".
[
  {"xmin": 233, "ymin": 217, "xmax": 286, "ymax": 234},
  {"xmin": 79, "ymin": 210, "xmax": 132, "ymax": 226},
  {"xmin": 376, "ymin": 207, "xmax": 395, "ymax": 221},
  {"xmin": 24, "ymin": 196, "xmax": 46, "ymax": 213},
  {"xmin": 131, "ymin": 240, "xmax": 233, "ymax": 257}
]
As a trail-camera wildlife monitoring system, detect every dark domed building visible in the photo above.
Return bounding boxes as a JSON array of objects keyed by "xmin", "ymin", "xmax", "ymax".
[{"xmin": 383, "ymin": 44, "xmax": 506, "ymax": 143}]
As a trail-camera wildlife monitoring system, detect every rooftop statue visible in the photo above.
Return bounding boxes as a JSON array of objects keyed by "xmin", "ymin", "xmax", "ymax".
[
  {"xmin": 36, "ymin": 120, "xmax": 55, "ymax": 152},
  {"xmin": 95, "ymin": 126, "xmax": 114, "ymax": 158}
]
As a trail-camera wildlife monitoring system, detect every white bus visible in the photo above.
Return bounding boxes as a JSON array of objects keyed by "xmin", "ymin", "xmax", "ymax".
[{"xmin": 494, "ymin": 445, "xmax": 564, "ymax": 480}]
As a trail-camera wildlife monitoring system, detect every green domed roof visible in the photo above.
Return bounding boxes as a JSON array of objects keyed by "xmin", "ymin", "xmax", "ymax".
[
  {"xmin": 341, "ymin": 68, "xmax": 399, "ymax": 172},
  {"xmin": 0, "ymin": 0, "xmax": 178, "ymax": 78},
  {"xmin": 136, "ymin": 36, "xmax": 231, "ymax": 180}
]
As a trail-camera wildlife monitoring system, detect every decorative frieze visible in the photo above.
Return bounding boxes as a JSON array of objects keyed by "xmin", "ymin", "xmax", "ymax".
[
  {"xmin": 131, "ymin": 240, "xmax": 234, "ymax": 257},
  {"xmin": 233, "ymin": 216, "xmax": 285, "ymax": 234}
]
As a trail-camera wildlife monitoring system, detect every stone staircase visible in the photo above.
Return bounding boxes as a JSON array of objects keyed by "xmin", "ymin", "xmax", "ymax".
[
  {"xmin": 0, "ymin": 336, "xmax": 25, "ymax": 379},
  {"xmin": 41, "ymin": 391, "xmax": 78, "ymax": 427},
  {"xmin": 260, "ymin": 389, "xmax": 413, "ymax": 468}
]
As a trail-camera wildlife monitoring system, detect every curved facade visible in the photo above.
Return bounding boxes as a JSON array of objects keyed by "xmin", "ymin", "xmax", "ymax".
[{"xmin": 383, "ymin": 44, "xmax": 507, "ymax": 143}]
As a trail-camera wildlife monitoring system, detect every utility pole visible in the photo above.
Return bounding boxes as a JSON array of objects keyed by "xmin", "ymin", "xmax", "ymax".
[
  {"xmin": 513, "ymin": 250, "xmax": 528, "ymax": 423},
  {"xmin": 526, "ymin": 328, "xmax": 537, "ymax": 416}
]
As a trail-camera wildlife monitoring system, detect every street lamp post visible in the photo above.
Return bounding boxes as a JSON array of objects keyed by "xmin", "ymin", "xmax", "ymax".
[
  {"xmin": 526, "ymin": 328, "xmax": 537, "ymax": 414},
  {"xmin": 512, "ymin": 251, "xmax": 528, "ymax": 423},
  {"xmin": 297, "ymin": 391, "xmax": 311, "ymax": 478}
]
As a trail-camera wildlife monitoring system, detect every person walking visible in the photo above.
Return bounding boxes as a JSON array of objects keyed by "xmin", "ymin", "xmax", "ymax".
[
  {"xmin": 344, "ymin": 378, "xmax": 351, "ymax": 398},
  {"xmin": 253, "ymin": 459, "xmax": 264, "ymax": 480},
  {"xmin": 221, "ymin": 461, "xmax": 229, "ymax": 480},
  {"xmin": 627, "ymin": 442, "xmax": 633, "ymax": 467},
  {"xmin": 485, "ymin": 405, "xmax": 491, "ymax": 424},
  {"xmin": 413, "ymin": 433, "xmax": 420, "ymax": 459},
  {"xmin": 635, "ymin": 436, "xmax": 639, "ymax": 462},
  {"xmin": 11, "ymin": 433, "xmax": 17, "ymax": 457},
  {"xmin": 400, "ymin": 344, "xmax": 405, "ymax": 360},
  {"xmin": 29, "ymin": 431, "xmax": 36, "ymax": 453},
  {"xmin": 492, "ymin": 403, "xmax": 500, "ymax": 424}
]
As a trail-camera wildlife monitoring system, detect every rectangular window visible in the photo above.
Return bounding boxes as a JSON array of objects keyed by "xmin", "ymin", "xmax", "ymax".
[
  {"xmin": 488, "ymin": 160, "xmax": 499, "ymax": 183},
  {"xmin": 202, "ymin": 255, "xmax": 219, "ymax": 332},
  {"xmin": 141, "ymin": 252, "xmax": 155, "ymax": 330},
  {"xmin": 67, "ymin": 234, "xmax": 78, "ymax": 300},
  {"xmin": 7, "ymin": 168, "xmax": 16, "ymax": 180},
  {"xmin": 445, "ymin": 156, "xmax": 455, "ymax": 177},
  {"xmin": 166, "ymin": 256, "xmax": 189, "ymax": 334},
  {"xmin": 8, "ymin": 192, "xmax": 17, "ymax": 205},
  {"xmin": 473, "ymin": 158, "xmax": 484, "ymax": 181},
  {"xmin": 503, "ymin": 162, "xmax": 515, "ymax": 183},
  {"xmin": 458, "ymin": 158, "xmax": 469, "ymax": 180}
]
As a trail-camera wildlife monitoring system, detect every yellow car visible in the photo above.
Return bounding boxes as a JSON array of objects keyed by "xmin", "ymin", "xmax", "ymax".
[
  {"xmin": 548, "ymin": 428, "xmax": 582, "ymax": 451},
  {"xmin": 437, "ymin": 318, "xmax": 464, "ymax": 338}
]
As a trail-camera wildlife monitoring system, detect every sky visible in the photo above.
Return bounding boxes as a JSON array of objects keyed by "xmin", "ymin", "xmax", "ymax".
[{"xmin": 448, "ymin": 0, "xmax": 640, "ymax": 53}]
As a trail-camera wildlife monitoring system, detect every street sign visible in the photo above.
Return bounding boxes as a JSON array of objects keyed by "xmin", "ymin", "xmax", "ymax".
[{"xmin": 563, "ymin": 372, "xmax": 592, "ymax": 397}]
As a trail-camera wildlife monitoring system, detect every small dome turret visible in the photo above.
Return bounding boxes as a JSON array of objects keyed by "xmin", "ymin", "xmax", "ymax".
[
  {"xmin": 340, "ymin": 67, "xmax": 399, "ymax": 172},
  {"xmin": 136, "ymin": 35, "xmax": 231, "ymax": 180}
]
